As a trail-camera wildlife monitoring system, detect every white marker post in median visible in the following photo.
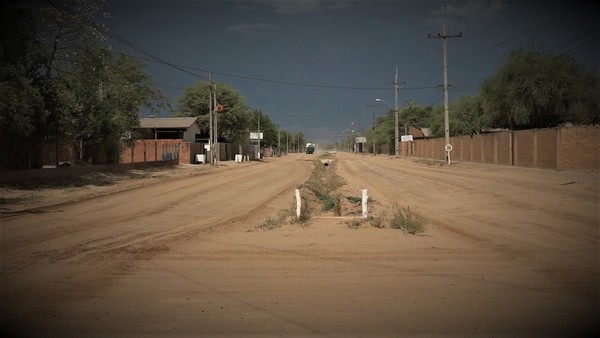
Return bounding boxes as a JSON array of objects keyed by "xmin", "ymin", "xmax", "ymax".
[
  {"xmin": 295, "ymin": 189, "xmax": 301, "ymax": 218},
  {"xmin": 362, "ymin": 189, "xmax": 368, "ymax": 219}
]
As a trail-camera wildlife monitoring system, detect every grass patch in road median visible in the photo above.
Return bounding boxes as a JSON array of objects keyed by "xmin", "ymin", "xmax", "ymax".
[{"xmin": 301, "ymin": 158, "xmax": 346, "ymax": 214}]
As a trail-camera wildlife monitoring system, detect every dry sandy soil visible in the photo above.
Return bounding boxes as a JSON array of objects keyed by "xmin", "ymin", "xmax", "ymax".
[{"xmin": 1, "ymin": 152, "xmax": 598, "ymax": 338}]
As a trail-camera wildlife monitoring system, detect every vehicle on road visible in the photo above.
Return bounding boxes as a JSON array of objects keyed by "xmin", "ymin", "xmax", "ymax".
[{"xmin": 306, "ymin": 143, "xmax": 315, "ymax": 154}]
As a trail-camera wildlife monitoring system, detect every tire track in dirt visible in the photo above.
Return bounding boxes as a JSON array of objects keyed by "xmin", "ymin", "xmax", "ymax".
[
  {"xmin": 1, "ymin": 156, "xmax": 312, "ymax": 276},
  {"xmin": 335, "ymin": 152, "xmax": 598, "ymax": 298}
]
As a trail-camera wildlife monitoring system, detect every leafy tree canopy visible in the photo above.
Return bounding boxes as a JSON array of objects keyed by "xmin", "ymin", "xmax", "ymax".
[
  {"xmin": 480, "ymin": 49, "xmax": 599, "ymax": 129},
  {"xmin": 429, "ymin": 95, "xmax": 487, "ymax": 137},
  {"xmin": 1, "ymin": 0, "xmax": 166, "ymax": 167},
  {"xmin": 175, "ymin": 81, "xmax": 253, "ymax": 144}
]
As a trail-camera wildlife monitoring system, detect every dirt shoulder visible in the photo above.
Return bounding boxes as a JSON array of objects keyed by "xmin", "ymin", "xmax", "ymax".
[{"xmin": 0, "ymin": 162, "xmax": 239, "ymax": 214}]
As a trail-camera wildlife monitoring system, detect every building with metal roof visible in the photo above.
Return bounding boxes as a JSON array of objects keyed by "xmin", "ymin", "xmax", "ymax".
[{"xmin": 137, "ymin": 117, "xmax": 201, "ymax": 142}]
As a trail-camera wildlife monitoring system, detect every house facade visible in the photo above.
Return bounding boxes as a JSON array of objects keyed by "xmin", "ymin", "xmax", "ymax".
[{"xmin": 137, "ymin": 117, "xmax": 201, "ymax": 142}]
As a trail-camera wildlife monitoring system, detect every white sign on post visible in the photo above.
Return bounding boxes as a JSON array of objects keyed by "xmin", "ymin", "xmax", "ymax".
[
  {"xmin": 250, "ymin": 132, "xmax": 263, "ymax": 140},
  {"xmin": 401, "ymin": 135, "xmax": 413, "ymax": 142}
]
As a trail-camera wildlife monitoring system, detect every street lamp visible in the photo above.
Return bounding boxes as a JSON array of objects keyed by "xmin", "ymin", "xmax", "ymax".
[{"xmin": 375, "ymin": 98, "xmax": 399, "ymax": 158}]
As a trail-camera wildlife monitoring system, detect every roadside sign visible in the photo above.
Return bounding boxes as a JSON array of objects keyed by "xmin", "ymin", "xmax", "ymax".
[
  {"xmin": 401, "ymin": 135, "xmax": 413, "ymax": 142},
  {"xmin": 445, "ymin": 144, "xmax": 453, "ymax": 152},
  {"xmin": 250, "ymin": 132, "xmax": 263, "ymax": 140}
]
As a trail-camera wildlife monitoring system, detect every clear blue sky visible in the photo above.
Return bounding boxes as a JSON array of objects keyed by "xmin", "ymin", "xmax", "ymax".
[{"xmin": 102, "ymin": 0, "xmax": 598, "ymax": 143}]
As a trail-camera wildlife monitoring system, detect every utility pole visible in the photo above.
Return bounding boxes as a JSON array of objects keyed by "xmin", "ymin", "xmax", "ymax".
[
  {"xmin": 428, "ymin": 6, "xmax": 462, "ymax": 164},
  {"xmin": 366, "ymin": 103, "xmax": 379, "ymax": 154},
  {"xmin": 213, "ymin": 82, "xmax": 218, "ymax": 165},
  {"xmin": 257, "ymin": 111, "xmax": 261, "ymax": 159},
  {"xmin": 394, "ymin": 67, "xmax": 399, "ymax": 158},
  {"xmin": 208, "ymin": 72, "xmax": 214, "ymax": 165}
]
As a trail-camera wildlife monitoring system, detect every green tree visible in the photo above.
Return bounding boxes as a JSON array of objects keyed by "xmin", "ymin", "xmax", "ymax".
[
  {"xmin": 429, "ymin": 95, "xmax": 488, "ymax": 137},
  {"xmin": 61, "ymin": 45, "xmax": 164, "ymax": 163},
  {"xmin": 427, "ymin": 106, "xmax": 444, "ymax": 138},
  {"xmin": 400, "ymin": 101, "xmax": 433, "ymax": 132},
  {"xmin": 176, "ymin": 82, "xmax": 252, "ymax": 143},
  {"xmin": 279, "ymin": 129, "xmax": 294, "ymax": 153},
  {"xmin": 287, "ymin": 131, "xmax": 305, "ymax": 152},
  {"xmin": 1, "ymin": 0, "xmax": 164, "ymax": 168},
  {"xmin": 252, "ymin": 110, "xmax": 279, "ymax": 148},
  {"xmin": 481, "ymin": 49, "xmax": 599, "ymax": 129},
  {"xmin": 365, "ymin": 109, "xmax": 395, "ymax": 154},
  {"xmin": 1, "ymin": 1, "xmax": 50, "ymax": 169}
]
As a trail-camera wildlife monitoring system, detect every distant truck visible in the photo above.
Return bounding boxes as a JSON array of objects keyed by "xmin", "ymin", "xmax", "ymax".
[{"xmin": 306, "ymin": 143, "xmax": 315, "ymax": 154}]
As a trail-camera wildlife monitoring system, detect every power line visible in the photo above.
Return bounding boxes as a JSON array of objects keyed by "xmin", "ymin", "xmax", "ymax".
[
  {"xmin": 45, "ymin": 0, "xmax": 209, "ymax": 82},
  {"xmin": 447, "ymin": 1, "xmax": 587, "ymax": 68},
  {"xmin": 113, "ymin": 52, "xmax": 444, "ymax": 91},
  {"xmin": 47, "ymin": 0, "xmax": 442, "ymax": 92}
]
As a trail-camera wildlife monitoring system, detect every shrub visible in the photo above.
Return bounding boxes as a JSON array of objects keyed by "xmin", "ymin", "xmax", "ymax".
[{"xmin": 390, "ymin": 206, "xmax": 425, "ymax": 235}]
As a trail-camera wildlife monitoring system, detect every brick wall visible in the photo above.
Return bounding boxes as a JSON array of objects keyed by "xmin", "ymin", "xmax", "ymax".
[
  {"xmin": 410, "ymin": 125, "xmax": 599, "ymax": 171},
  {"xmin": 120, "ymin": 140, "xmax": 183, "ymax": 164},
  {"xmin": 559, "ymin": 125, "xmax": 600, "ymax": 170}
]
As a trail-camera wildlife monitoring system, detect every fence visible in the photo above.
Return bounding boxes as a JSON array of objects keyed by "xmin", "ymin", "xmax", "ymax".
[
  {"xmin": 120, "ymin": 139, "xmax": 182, "ymax": 164},
  {"xmin": 405, "ymin": 125, "xmax": 599, "ymax": 171},
  {"xmin": 120, "ymin": 140, "xmax": 260, "ymax": 165}
]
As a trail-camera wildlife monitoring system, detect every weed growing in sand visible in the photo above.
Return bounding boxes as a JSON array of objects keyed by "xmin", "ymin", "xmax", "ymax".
[
  {"xmin": 368, "ymin": 210, "xmax": 387, "ymax": 229},
  {"xmin": 258, "ymin": 210, "xmax": 290, "ymax": 230},
  {"xmin": 345, "ymin": 218, "xmax": 364, "ymax": 229},
  {"xmin": 389, "ymin": 206, "xmax": 425, "ymax": 234},
  {"xmin": 301, "ymin": 159, "xmax": 346, "ymax": 213},
  {"xmin": 293, "ymin": 209, "xmax": 312, "ymax": 226}
]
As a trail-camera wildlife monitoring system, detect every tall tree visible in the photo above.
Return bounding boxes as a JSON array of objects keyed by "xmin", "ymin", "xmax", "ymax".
[
  {"xmin": 365, "ymin": 109, "xmax": 395, "ymax": 154},
  {"xmin": 480, "ymin": 49, "xmax": 599, "ymax": 129},
  {"xmin": 1, "ymin": 0, "xmax": 165, "ymax": 168},
  {"xmin": 252, "ymin": 109, "xmax": 278, "ymax": 148},
  {"xmin": 1, "ymin": 1, "xmax": 51, "ymax": 169},
  {"xmin": 429, "ymin": 95, "xmax": 487, "ymax": 137},
  {"xmin": 176, "ymin": 82, "xmax": 252, "ymax": 144},
  {"xmin": 400, "ymin": 100, "xmax": 433, "ymax": 132},
  {"xmin": 62, "ymin": 45, "xmax": 164, "ymax": 163}
]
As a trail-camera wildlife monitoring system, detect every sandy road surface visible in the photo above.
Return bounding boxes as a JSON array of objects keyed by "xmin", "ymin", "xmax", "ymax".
[{"xmin": 1, "ymin": 153, "xmax": 598, "ymax": 337}]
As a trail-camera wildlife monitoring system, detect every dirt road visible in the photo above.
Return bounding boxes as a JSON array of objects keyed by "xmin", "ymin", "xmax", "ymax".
[{"xmin": 1, "ymin": 153, "xmax": 598, "ymax": 337}]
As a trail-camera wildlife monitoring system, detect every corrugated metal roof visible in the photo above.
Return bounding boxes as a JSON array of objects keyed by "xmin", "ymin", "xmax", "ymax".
[{"xmin": 139, "ymin": 117, "xmax": 198, "ymax": 129}]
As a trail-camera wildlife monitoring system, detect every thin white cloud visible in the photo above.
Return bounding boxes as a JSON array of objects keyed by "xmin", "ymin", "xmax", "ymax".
[{"xmin": 225, "ymin": 22, "xmax": 279, "ymax": 38}]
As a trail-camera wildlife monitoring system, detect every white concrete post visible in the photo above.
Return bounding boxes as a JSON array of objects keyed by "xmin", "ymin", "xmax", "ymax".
[
  {"xmin": 295, "ymin": 189, "xmax": 301, "ymax": 218},
  {"xmin": 362, "ymin": 189, "xmax": 368, "ymax": 219}
]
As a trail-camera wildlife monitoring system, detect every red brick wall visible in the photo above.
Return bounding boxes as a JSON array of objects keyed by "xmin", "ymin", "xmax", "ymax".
[
  {"xmin": 482, "ymin": 133, "xmax": 495, "ymax": 164},
  {"xmin": 496, "ymin": 132, "xmax": 512, "ymax": 166},
  {"xmin": 450, "ymin": 136, "xmax": 463, "ymax": 161},
  {"xmin": 536, "ymin": 128, "xmax": 558, "ymax": 169},
  {"xmin": 120, "ymin": 140, "xmax": 186, "ymax": 165},
  {"xmin": 471, "ymin": 135, "xmax": 483, "ymax": 163},
  {"xmin": 411, "ymin": 126, "xmax": 599, "ymax": 171},
  {"xmin": 514, "ymin": 130, "xmax": 535, "ymax": 167},
  {"xmin": 559, "ymin": 125, "xmax": 600, "ymax": 170}
]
